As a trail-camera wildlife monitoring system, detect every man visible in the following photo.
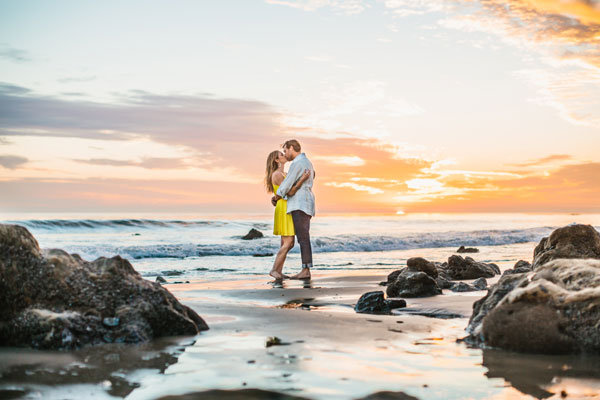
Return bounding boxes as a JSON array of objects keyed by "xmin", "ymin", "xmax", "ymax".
[{"xmin": 271, "ymin": 139, "xmax": 315, "ymax": 280}]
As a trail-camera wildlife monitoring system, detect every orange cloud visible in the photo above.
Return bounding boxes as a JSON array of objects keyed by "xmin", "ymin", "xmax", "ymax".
[{"xmin": 405, "ymin": 161, "xmax": 600, "ymax": 213}]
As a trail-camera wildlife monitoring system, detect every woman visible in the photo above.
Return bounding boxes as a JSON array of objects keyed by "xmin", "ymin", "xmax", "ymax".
[{"xmin": 265, "ymin": 150, "xmax": 311, "ymax": 280}]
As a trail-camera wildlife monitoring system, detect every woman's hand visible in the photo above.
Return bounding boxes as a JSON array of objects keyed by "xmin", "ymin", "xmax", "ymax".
[{"xmin": 299, "ymin": 169, "xmax": 311, "ymax": 183}]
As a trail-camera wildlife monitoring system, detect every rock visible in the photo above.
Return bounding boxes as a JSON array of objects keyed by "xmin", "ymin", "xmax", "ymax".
[
  {"xmin": 386, "ymin": 269, "xmax": 404, "ymax": 285},
  {"xmin": 406, "ymin": 257, "xmax": 438, "ymax": 278},
  {"xmin": 385, "ymin": 298, "xmax": 407, "ymax": 310},
  {"xmin": 355, "ymin": 291, "xmax": 406, "ymax": 314},
  {"xmin": 252, "ymin": 253, "xmax": 273, "ymax": 257},
  {"xmin": 514, "ymin": 260, "xmax": 532, "ymax": 270},
  {"xmin": 241, "ymin": 228, "xmax": 263, "ymax": 240},
  {"xmin": 160, "ymin": 270, "xmax": 183, "ymax": 276},
  {"xmin": 482, "ymin": 302, "xmax": 576, "ymax": 354},
  {"xmin": 450, "ymin": 282, "xmax": 476, "ymax": 292},
  {"xmin": 355, "ymin": 291, "xmax": 386, "ymax": 313},
  {"xmin": 445, "ymin": 255, "xmax": 500, "ymax": 280},
  {"xmin": 472, "ymin": 277, "xmax": 488, "ymax": 290},
  {"xmin": 386, "ymin": 269, "xmax": 442, "ymax": 298},
  {"xmin": 467, "ymin": 257, "xmax": 600, "ymax": 354},
  {"xmin": 155, "ymin": 276, "xmax": 167, "ymax": 283},
  {"xmin": 265, "ymin": 336, "xmax": 288, "ymax": 347},
  {"xmin": 466, "ymin": 272, "xmax": 529, "ymax": 340},
  {"xmin": 502, "ymin": 260, "xmax": 532, "ymax": 276},
  {"xmin": 532, "ymin": 224, "xmax": 600, "ymax": 269},
  {"xmin": 435, "ymin": 276, "xmax": 452, "ymax": 289},
  {"xmin": 357, "ymin": 391, "xmax": 420, "ymax": 400},
  {"xmin": 0, "ymin": 224, "xmax": 209, "ymax": 350},
  {"xmin": 457, "ymin": 245, "xmax": 479, "ymax": 253}
]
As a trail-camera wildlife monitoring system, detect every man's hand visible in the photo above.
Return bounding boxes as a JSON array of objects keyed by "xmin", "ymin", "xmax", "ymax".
[{"xmin": 271, "ymin": 195, "xmax": 281, "ymax": 206}]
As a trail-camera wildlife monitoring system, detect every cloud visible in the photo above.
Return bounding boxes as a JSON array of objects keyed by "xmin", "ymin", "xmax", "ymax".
[
  {"xmin": 265, "ymin": 0, "xmax": 368, "ymax": 14},
  {"xmin": 0, "ymin": 155, "xmax": 28, "ymax": 169},
  {"xmin": 0, "ymin": 82, "xmax": 284, "ymax": 174},
  {"xmin": 73, "ymin": 157, "xmax": 193, "ymax": 170},
  {"xmin": 0, "ymin": 45, "xmax": 31, "ymax": 63},
  {"xmin": 511, "ymin": 154, "xmax": 573, "ymax": 167},
  {"xmin": 325, "ymin": 181, "xmax": 384, "ymax": 194},
  {"xmin": 58, "ymin": 76, "xmax": 97, "ymax": 83},
  {"xmin": 404, "ymin": 161, "xmax": 600, "ymax": 212}
]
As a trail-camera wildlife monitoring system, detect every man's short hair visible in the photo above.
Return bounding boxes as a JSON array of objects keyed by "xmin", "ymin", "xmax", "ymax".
[{"xmin": 283, "ymin": 139, "xmax": 301, "ymax": 152}]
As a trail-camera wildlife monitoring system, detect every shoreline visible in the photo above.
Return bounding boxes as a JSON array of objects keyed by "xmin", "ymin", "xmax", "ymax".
[{"xmin": 3, "ymin": 267, "xmax": 600, "ymax": 399}]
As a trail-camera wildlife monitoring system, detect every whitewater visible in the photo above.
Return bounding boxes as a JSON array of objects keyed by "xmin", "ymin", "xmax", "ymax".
[{"xmin": 4, "ymin": 213, "xmax": 600, "ymax": 281}]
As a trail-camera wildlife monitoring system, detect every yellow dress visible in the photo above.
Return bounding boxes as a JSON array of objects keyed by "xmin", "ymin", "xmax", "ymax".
[{"xmin": 273, "ymin": 183, "xmax": 295, "ymax": 236}]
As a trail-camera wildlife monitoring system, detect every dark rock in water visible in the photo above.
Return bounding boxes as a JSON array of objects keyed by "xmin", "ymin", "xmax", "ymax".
[
  {"xmin": 358, "ymin": 391, "xmax": 420, "ymax": 400},
  {"xmin": 252, "ymin": 252, "xmax": 273, "ymax": 257},
  {"xmin": 502, "ymin": 260, "xmax": 533, "ymax": 276},
  {"xmin": 156, "ymin": 276, "xmax": 167, "ymax": 283},
  {"xmin": 532, "ymin": 224, "xmax": 600, "ymax": 269},
  {"xmin": 161, "ymin": 270, "xmax": 183, "ymax": 276},
  {"xmin": 242, "ymin": 228, "xmax": 264, "ymax": 240},
  {"xmin": 514, "ymin": 260, "xmax": 532, "ymax": 270},
  {"xmin": 385, "ymin": 298, "xmax": 407, "ymax": 310},
  {"xmin": 0, "ymin": 224, "xmax": 209, "ymax": 350},
  {"xmin": 457, "ymin": 245, "xmax": 479, "ymax": 253},
  {"xmin": 386, "ymin": 269, "xmax": 442, "ymax": 298},
  {"xmin": 435, "ymin": 275, "xmax": 453, "ymax": 289},
  {"xmin": 446, "ymin": 255, "xmax": 500, "ymax": 280},
  {"xmin": 355, "ymin": 291, "xmax": 386, "ymax": 313},
  {"xmin": 466, "ymin": 225, "xmax": 600, "ymax": 354},
  {"xmin": 472, "ymin": 277, "xmax": 488, "ymax": 290},
  {"xmin": 386, "ymin": 268, "xmax": 404, "ymax": 285},
  {"xmin": 355, "ymin": 291, "xmax": 407, "ymax": 314},
  {"xmin": 450, "ymin": 282, "xmax": 476, "ymax": 292},
  {"xmin": 406, "ymin": 257, "xmax": 438, "ymax": 278},
  {"xmin": 156, "ymin": 388, "xmax": 311, "ymax": 400},
  {"xmin": 265, "ymin": 336, "xmax": 290, "ymax": 347}
]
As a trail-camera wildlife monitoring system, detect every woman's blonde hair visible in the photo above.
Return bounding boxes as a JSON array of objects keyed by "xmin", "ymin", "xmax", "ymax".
[{"xmin": 265, "ymin": 150, "xmax": 281, "ymax": 193}]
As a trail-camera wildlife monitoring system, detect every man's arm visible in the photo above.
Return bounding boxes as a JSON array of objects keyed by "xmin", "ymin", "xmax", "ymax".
[
  {"xmin": 288, "ymin": 169, "xmax": 310, "ymax": 196},
  {"xmin": 276, "ymin": 161, "xmax": 303, "ymax": 198}
]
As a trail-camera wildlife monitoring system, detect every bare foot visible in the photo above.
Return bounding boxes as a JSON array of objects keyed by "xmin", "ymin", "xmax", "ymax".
[
  {"xmin": 290, "ymin": 268, "xmax": 311, "ymax": 280},
  {"xmin": 269, "ymin": 270, "xmax": 286, "ymax": 280}
]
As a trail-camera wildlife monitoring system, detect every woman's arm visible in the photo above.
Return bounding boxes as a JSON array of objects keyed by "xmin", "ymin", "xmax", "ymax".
[{"xmin": 287, "ymin": 169, "xmax": 311, "ymax": 196}]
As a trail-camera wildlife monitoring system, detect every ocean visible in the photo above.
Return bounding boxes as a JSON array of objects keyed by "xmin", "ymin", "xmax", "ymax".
[{"xmin": 4, "ymin": 213, "xmax": 600, "ymax": 281}]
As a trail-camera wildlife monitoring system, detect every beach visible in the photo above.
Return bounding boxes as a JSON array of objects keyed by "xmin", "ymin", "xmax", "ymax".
[{"xmin": 2, "ymin": 214, "xmax": 600, "ymax": 399}]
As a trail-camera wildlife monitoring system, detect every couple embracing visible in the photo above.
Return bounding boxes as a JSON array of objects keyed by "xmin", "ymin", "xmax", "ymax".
[{"xmin": 265, "ymin": 139, "xmax": 315, "ymax": 281}]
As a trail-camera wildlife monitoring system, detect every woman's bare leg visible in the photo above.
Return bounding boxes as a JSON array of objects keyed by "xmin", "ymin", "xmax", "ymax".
[{"xmin": 270, "ymin": 236, "xmax": 295, "ymax": 279}]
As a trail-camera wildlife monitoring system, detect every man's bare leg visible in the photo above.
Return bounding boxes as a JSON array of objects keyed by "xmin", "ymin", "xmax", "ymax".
[{"xmin": 290, "ymin": 267, "xmax": 311, "ymax": 280}]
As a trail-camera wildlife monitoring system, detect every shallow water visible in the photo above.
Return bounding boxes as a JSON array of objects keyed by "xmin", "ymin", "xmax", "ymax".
[{"xmin": 2, "ymin": 214, "xmax": 600, "ymax": 399}]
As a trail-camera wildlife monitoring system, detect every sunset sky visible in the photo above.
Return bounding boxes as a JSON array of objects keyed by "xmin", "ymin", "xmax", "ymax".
[{"xmin": 1, "ymin": 0, "xmax": 599, "ymax": 214}]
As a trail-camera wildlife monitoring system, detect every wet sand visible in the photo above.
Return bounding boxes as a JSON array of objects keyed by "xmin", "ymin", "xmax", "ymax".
[{"xmin": 2, "ymin": 269, "xmax": 600, "ymax": 399}]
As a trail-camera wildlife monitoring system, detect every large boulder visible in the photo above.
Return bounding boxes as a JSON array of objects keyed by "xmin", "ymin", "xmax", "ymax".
[
  {"xmin": 406, "ymin": 257, "xmax": 438, "ymax": 278},
  {"xmin": 445, "ymin": 255, "xmax": 500, "ymax": 280},
  {"xmin": 386, "ymin": 269, "xmax": 442, "ymax": 298},
  {"xmin": 532, "ymin": 224, "xmax": 600, "ymax": 269},
  {"xmin": 0, "ymin": 224, "xmax": 208, "ymax": 350},
  {"xmin": 466, "ymin": 258, "xmax": 600, "ymax": 354}
]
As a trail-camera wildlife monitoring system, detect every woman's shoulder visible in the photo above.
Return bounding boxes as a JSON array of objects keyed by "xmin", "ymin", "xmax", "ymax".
[{"xmin": 271, "ymin": 170, "xmax": 284, "ymax": 185}]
